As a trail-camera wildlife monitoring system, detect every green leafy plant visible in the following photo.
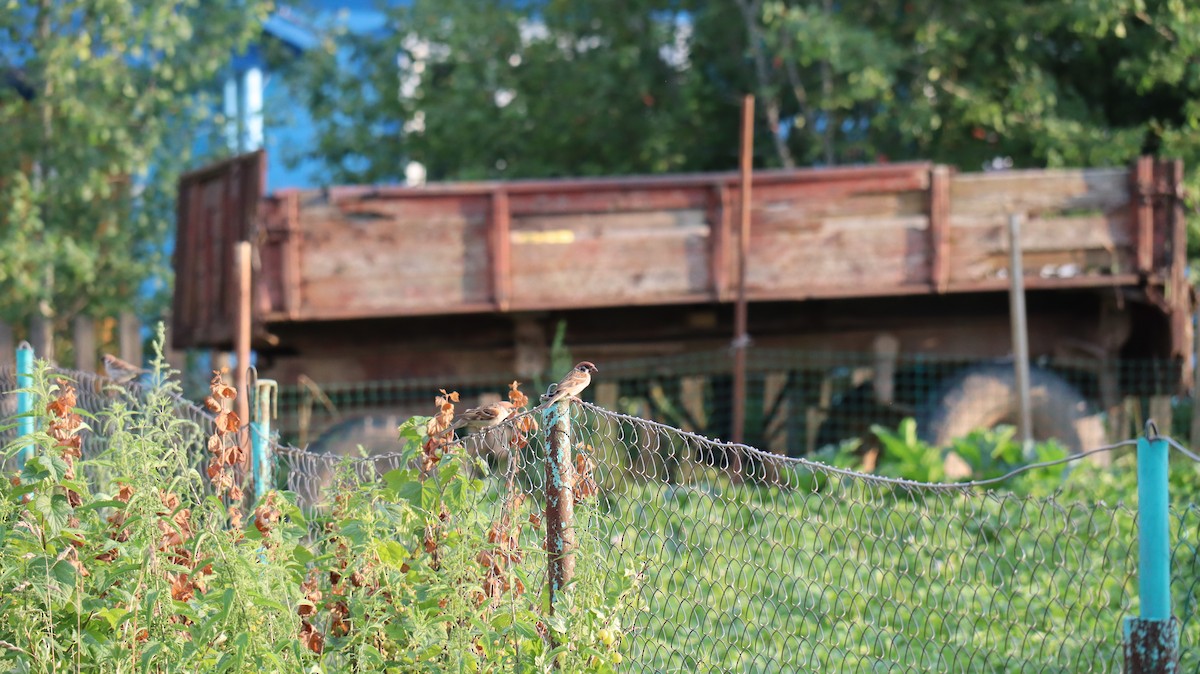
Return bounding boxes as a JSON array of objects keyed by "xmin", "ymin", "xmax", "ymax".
[
  {"xmin": 870, "ymin": 418, "xmax": 945, "ymax": 483},
  {"xmin": 949, "ymin": 424, "xmax": 1023, "ymax": 479},
  {"xmin": 0, "ymin": 340, "xmax": 637, "ymax": 673}
]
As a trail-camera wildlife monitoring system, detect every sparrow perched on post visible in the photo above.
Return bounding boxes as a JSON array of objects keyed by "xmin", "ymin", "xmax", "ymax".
[
  {"xmin": 541, "ymin": 361, "xmax": 598, "ymax": 407},
  {"xmin": 439, "ymin": 400, "xmax": 517, "ymax": 436},
  {"xmin": 102, "ymin": 354, "xmax": 148, "ymax": 384}
]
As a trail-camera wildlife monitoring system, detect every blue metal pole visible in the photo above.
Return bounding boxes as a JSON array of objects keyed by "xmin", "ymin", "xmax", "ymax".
[
  {"xmin": 251, "ymin": 379, "xmax": 277, "ymax": 501},
  {"xmin": 1137, "ymin": 434, "xmax": 1171, "ymax": 620},
  {"xmin": 250, "ymin": 421, "xmax": 268, "ymax": 501},
  {"xmin": 16, "ymin": 341, "xmax": 34, "ymax": 469},
  {"xmin": 1123, "ymin": 421, "xmax": 1178, "ymax": 673}
]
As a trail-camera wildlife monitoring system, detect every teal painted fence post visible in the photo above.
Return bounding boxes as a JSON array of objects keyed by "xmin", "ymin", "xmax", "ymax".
[
  {"xmin": 250, "ymin": 378, "xmax": 277, "ymax": 502},
  {"xmin": 1123, "ymin": 421, "xmax": 1179, "ymax": 673},
  {"xmin": 16, "ymin": 341, "xmax": 34, "ymax": 470}
]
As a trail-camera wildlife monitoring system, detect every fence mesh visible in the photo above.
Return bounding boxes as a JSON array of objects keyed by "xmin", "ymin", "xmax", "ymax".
[
  {"xmin": 2, "ymin": 364, "xmax": 1199, "ymax": 672},
  {"xmin": 267, "ymin": 349, "xmax": 1188, "ymax": 465}
]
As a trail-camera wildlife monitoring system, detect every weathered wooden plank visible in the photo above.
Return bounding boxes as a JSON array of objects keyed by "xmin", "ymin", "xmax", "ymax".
[
  {"xmin": 513, "ymin": 209, "xmax": 708, "ymax": 235},
  {"xmin": 746, "ymin": 224, "xmax": 930, "ymax": 290},
  {"xmin": 950, "ymin": 168, "xmax": 1130, "ymax": 213},
  {"xmin": 510, "ymin": 238, "xmax": 710, "ymax": 304},
  {"xmin": 950, "ymin": 250, "xmax": 1136, "ymax": 284},
  {"xmin": 755, "ymin": 190, "xmax": 927, "ymax": 224},
  {"xmin": 949, "ymin": 213, "xmax": 1135, "ymax": 249},
  {"xmin": 506, "ymin": 208, "xmax": 711, "ymax": 305},
  {"xmin": 946, "ymin": 212, "xmax": 1137, "ymax": 282},
  {"xmin": 325, "ymin": 192, "xmax": 491, "ymax": 220},
  {"xmin": 749, "ymin": 174, "xmax": 930, "ymax": 208},
  {"xmin": 297, "ymin": 194, "xmax": 492, "ymax": 314},
  {"xmin": 506, "ymin": 207, "xmax": 710, "ymax": 304},
  {"xmin": 509, "ymin": 186, "xmax": 709, "ymax": 216}
]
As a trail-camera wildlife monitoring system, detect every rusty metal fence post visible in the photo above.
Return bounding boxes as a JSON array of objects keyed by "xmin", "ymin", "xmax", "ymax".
[
  {"xmin": 1124, "ymin": 421, "xmax": 1179, "ymax": 673},
  {"xmin": 731, "ymin": 94, "xmax": 754, "ymax": 460},
  {"xmin": 544, "ymin": 398, "xmax": 577, "ymax": 621}
]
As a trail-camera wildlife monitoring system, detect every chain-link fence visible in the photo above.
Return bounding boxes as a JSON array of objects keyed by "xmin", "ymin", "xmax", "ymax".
[
  {"xmin": 272, "ymin": 349, "xmax": 1188, "ymax": 463},
  {"xmin": 3, "ymin": 364, "xmax": 1198, "ymax": 671}
]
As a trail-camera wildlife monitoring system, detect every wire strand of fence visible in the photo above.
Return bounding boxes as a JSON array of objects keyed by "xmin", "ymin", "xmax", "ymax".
[
  {"xmin": 572, "ymin": 400, "xmax": 1149, "ymax": 491},
  {"xmin": 1166, "ymin": 435, "xmax": 1200, "ymax": 464}
]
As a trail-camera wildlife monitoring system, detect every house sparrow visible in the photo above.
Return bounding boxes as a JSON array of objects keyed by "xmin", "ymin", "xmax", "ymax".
[
  {"xmin": 541, "ymin": 361, "xmax": 598, "ymax": 406},
  {"xmin": 102, "ymin": 354, "xmax": 148, "ymax": 384},
  {"xmin": 439, "ymin": 400, "xmax": 517, "ymax": 436}
]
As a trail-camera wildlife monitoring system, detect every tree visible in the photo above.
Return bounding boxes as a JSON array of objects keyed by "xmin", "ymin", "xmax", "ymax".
[
  {"xmin": 0, "ymin": 0, "xmax": 268, "ymax": 357},
  {"xmin": 747, "ymin": 0, "xmax": 1200, "ymax": 250},
  {"xmin": 288, "ymin": 0, "xmax": 1200, "ymax": 257},
  {"xmin": 700, "ymin": 0, "xmax": 1198, "ymax": 175},
  {"xmin": 284, "ymin": 0, "xmax": 712, "ymax": 183}
]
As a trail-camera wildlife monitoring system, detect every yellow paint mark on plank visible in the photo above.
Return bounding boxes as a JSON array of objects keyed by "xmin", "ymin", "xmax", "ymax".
[{"xmin": 512, "ymin": 229, "xmax": 576, "ymax": 245}]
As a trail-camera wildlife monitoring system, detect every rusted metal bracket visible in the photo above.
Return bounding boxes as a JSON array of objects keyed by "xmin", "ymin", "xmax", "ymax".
[
  {"xmin": 928, "ymin": 166, "xmax": 951, "ymax": 293},
  {"xmin": 490, "ymin": 189, "xmax": 512, "ymax": 312}
]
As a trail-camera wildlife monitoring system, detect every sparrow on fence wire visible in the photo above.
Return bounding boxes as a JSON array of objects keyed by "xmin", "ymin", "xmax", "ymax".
[
  {"xmin": 540, "ymin": 361, "xmax": 598, "ymax": 407},
  {"xmin": 102, "ymin": 354, "xmax": 148, "ymax": 384},
  {"xmin": 439, "ymin": 400, "xmax": 518, "ymax": 437}
]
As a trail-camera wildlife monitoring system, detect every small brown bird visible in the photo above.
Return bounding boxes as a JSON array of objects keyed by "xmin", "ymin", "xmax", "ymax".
[
  {"xmin": 541, "ymin": 361, "xmax": 598, "ymax": 406},
  {"xmin": 440, "ymin": 400, "xmax": 517, "ymax": 436},
  {"xmin": 102, "ymin": 354, "xmax": 148, "ymax": 384}
]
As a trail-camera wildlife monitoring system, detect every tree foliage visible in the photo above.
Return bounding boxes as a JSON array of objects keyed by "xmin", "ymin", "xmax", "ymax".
[
  {"xmin": 289, "ymin": 0, "xmax": 1200, "ymax": 239},
  {"xmin": 0, "ymin": 0, "xmax": 268, "ymax": 330},
  {"xmin": 287, "ymin": 0, "xmax": 712, "ymax": 183}
]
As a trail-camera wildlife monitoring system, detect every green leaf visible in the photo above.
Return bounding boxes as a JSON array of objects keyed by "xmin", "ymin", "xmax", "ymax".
[
  {"xmin": 139, "ymin": 642, "xmax": 164, "ymax": 673},
  {"xmin": 77, "ymin": 499, "xmax": 128, "ymax": 512},
  {"xmin": 32, "ymin": 492, "xmax": 72, "ymax": 536},
  {"xmin": 96, "ymin": 607, "xmax": 130, "ymax": 630},
  {"xmin": 383, "ymin": 469, "xmax": 423, "ymax": 507},
  {"xmin": 376, "ymin": 540, "xmax": 410, "ymax": 569},
  {"xmin": 442, "ymin": 475, "xmax": 468, "ymax": 511},
  {"xmin": 292, "ymin": 544, "xmax": 314, "ymax": 565},
  {"xmin": 51, "ymin": 559, "xmax": 77, "ymax": 587},
  {"xmin": 21, "ymin": 454, "xmax": 69, "ymax": 484}
]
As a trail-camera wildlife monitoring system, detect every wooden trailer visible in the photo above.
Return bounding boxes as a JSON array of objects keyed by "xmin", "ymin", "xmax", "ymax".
[{"xmin": 171, "ymin": 152, "xmax": 1191, "ymax": 456}]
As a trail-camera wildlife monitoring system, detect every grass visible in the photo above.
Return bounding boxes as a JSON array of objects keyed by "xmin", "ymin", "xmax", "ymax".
[{"xmin": 573, "ymin": 465, "xmax": 1200, "ymax": 673}]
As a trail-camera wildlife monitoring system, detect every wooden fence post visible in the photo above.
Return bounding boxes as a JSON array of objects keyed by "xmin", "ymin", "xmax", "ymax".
[{"xmin": 545, "ymin": 399, "xmax": 577, "ymax": 624}]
